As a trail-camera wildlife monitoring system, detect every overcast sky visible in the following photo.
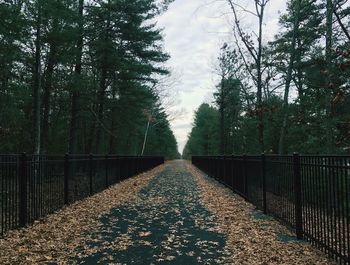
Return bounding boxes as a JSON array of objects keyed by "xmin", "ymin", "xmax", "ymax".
[{"xmin": 157, "ymin": 0, "xmax": 287, "ymax": 154}]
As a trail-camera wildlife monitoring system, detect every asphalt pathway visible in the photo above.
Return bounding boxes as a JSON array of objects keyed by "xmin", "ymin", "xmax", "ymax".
[{"xmin": 74, "ymin": 160, "xmax": 228, "ymax": 264}]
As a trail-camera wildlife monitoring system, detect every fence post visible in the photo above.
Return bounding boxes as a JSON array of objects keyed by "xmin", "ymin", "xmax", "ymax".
[
  {"xmin": 105, "ymin": 155, "xmax": 109, "ymax": 188},
  {"xmin": 118, "ymin": 156, "xmax": 121, "ymax": 182},
  {"xmin": 64, "ymin": 153, "xmax": 69, "ymax": 205},
  {"xmin": 89, "ymin": 154, "xmax": 93, "ymax": 195},
  {"xmin": 261, "ymin": 153, "xmax": 267, "ymax": 214},
  {"xmin": 19, "ymin": 153, "xmax": 28, "ymax": 227},
  {"xmin": 293, "ymin": 153, "xmax": 303, "ymax": 239},
  {"xmin": 243, "ymin": 154, "xmax": 248, "ymax": 197},
  {"xmin": 223, "ymin": 156, "xmax": 226, "ymax": 185},
  {"xmin": 231, "ymin": 155, "xmax": 235, "ymax": 190}
]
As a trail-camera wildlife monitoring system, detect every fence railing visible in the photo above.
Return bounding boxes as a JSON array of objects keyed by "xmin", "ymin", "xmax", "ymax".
[
  {"xmin": 0, "ymin": 154, "xmax": 164, "ymax": 237},
  {"xmin": 192, "ymin": 154, "xmax": 350, "ymax": 265}
]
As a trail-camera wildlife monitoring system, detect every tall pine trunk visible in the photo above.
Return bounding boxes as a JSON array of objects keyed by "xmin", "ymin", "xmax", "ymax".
[
  {"xmin": 41, "ymin": 41, "xmax": 57, "ymax": 153},
  {"xmin": 141, "ymin": 119, "xmax": 151, "ymax": 155},
  {"xmin": 94, "ymin": 67, "xmax": 107, "ymax": 153},
  {"xmin": 33, "ymin": 0, "xmax": 42, "ymax": 155},
  {"xmin": 93, "ymin": 2, "xmax": 110, "ymax": 154},
  {"xmin": 325, "ymin": 0, "xmax": 334, "ymax": 153},
  {"xmin": 68, "ymin": 0, "xmax": 84, "ymax": 154},
  {"xmin": 256, "ymin": 2, "xmax": 265, "ymax": 153},
  {"xmin": 278, "ymin": 0, "xmax": 300, "ymax": 154},
  {"xmin": 108, "ymin": 120, "xmax": 115, "ymax": 154},
  {"xmin": 220, "ymin": 78, "xmax": 225, "ymax": 154},
  {"xmin": 296, "ymin": 37, "xmax": 303, "ymax": 100}
]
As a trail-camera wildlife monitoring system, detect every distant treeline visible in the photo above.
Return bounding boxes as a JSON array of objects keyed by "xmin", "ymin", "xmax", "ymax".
[
  {"xmin": 0, "ymin": 0, "xmax": 179, "ymax": 159},
  {"xmin": 183, "ymin": 0, "xmax": 349, "ymax": 158}
]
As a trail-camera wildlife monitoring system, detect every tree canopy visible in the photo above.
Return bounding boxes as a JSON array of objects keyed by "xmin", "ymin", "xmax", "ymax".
[
  {"xmin": 184, "ymin": 0, "xmax": 350, "ymax": 158},
  {"xmin": 0, "ymin": 0, "xmax": 179, "ymax": 159}
]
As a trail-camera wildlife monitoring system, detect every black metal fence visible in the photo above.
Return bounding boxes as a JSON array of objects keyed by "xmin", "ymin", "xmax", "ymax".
[
  {"xmin": 0, "ymin": 154, "xmax": 164, "ymax": 236},
  {"xmin": 192, "ymin": 154, "xmax": 350, "ymax": 265}
]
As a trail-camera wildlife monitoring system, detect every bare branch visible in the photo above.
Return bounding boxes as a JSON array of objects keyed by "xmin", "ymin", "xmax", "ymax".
[
  {"xmin": 89, "ymin": 107, "xmax": 118, "ymax": 139},
  {"xmin": 232, "ymin": 28, "xmax": 258, "ymax": 84},
  {"xmin": 230, "ymin": 2, "xmax": 258, "ymax": 17},
  {"xmin": 227, "ymin": 0, "xmax": 258, "ymax": 61},
  {"xmin": 333, "ymin": 8, "xmax": 350, "ymax": 41}
]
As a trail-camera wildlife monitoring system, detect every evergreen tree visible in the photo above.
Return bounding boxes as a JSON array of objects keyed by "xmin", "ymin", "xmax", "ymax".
[
  {"xmin": 0, "ymin": 0, "xmax": 179, "ymax": 157},
  {"xmin": 183, "ymin": 104, "xmax": 220, "ymax": 159}
]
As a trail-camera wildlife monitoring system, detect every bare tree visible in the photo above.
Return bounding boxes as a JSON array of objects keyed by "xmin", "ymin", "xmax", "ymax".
[
  {"xmin": 141, "ymin": 108, "xmax": 155, "ymax": 156},
  {"xmin": 152, "ymin": 71, "xmax": 186, "ymax": 122},
  {"xmin": 333, "ymin": 0, "xmax": 350, "ymax": 41},
  {"xmin": 227, "ymin": 0, "xmax": 270, "ymax": 152},
  {"xmin": 140, "ymin": 72, "xmax": 186, "ymax": 155},
  {"xmin": 213, "ymin": 44, "xmax": 240, "ymax": 154}
]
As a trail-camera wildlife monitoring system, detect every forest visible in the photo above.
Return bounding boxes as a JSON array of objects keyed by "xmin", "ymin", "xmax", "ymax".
[
  {"xmin": 0, "ymin": 0, "xmax": 179, "ymax": 159},
  {"xmin": 183, "ymin": 0, "xmax": 350, "ymax": 158}
]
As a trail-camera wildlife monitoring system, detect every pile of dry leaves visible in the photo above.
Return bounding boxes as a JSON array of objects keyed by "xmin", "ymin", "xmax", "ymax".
[
  {"xmin": 0, "ymin": 164, "xmax": 164, "ymax": 264},
  {"xmin": 188, "ymin": 162, "xmax": 334, "ymax": 265}
]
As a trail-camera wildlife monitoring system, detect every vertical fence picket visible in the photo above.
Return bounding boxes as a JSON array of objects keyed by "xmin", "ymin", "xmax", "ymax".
[
  {"xmin": 192, "ymin": 154, "xmax": 350, "ymax": 264},
  {"xmin": 293, "ymin": 153, "xmax": 303, "ymax": 239},
  {"xmin": 19, "ymin": 153, "xmax": 27, "ymax": 228},
  {"xmin": 89, "ymin": 154, "xmax": 93, "ymax": 196},
  {"xmin": 105, "ymin": 155, "xmax": 109, "ymax": 188},
  {"xmin": 64, "ymin": 153, "xmax": 69, "ymax": 205},
  {"xmin": 243, "ymin": 154, "xmax": 248, "ymax": 197},
  {"xmin": 261, "ymin": 153, "xmax": 267, "ymax": 214},
  {"xmin": 1, "ymin": 154, "xmax": 163, "ymax": 237}
]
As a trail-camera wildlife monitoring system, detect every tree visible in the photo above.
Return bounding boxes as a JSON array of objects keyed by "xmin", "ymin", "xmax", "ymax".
[
  {"xmin": 325, "ymin": 0, "xmax": 334, "ymax": 153},
  {"xmin": 32, "ymin": 0, "xmax": 42, "ymax": 155},
  {"xmin": 227, "ymin": 0, "xmax": 271, "ymax": 153},
  {"xmin": 0, "ymin": 1, "xmax": 28, "ymax": 152},
  {"xmin": 0, "ymin": 0, "xmax": 178, "ymax": 157},
  {"xmin": 186, "ymin": 0, "xmax": 349, "ymax": 155},
  {"xmin": 276, "ymin": 0, "xmax": 301, "ymax": 154},
  {"xmin": 68, "ymin": 0, "xmax": 84, "ymax": 154},
  {"xmin": 183, "ymin": 104, "xmax": 220, "ymax": 158}
]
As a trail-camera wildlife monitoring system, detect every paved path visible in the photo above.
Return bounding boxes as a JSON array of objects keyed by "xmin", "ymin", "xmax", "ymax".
[
  {"xmin": 74, "ymin": 160, "xmax": 227, "ymax": 264},
  {"xmin": 0, "ymin": 160, "xmax": 333, "ymax": 264}
]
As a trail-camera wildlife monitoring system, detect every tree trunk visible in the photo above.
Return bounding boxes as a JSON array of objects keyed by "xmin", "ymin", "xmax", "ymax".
[
  {"xmin": 108, "ymin": 119, "xmax": 115, "ymax": 154},
  {"xmin": 68, "ymin": 0, "xmax": 84, "ymax": 154},
  {"xmin": 278, "ymin": 0, "xmax": 300, "ymax": 154},
  {"xmin": 256, "ymin": 2, "xmax": 265, "ymax": 153},
  {"xmin": 141, "ymin": 119, "xmax": 151, "ymax": 155},
  {"xmin": 295, "ymin": 37, "xmax": 303, "ymax": 99},
  {"xmin": 226, "ymin": 0, "xmax": 269, "ymax": 153},
  {"xmin": 33, "ymin": 0, "xmax": 42, "ymax": 155},
  {"xmin": 333, "ymin": 8, "xmax": 350, "ymax": 41},
  {"xmin": 86, "ymin": 103, "xmax": 96, "ymax": 154},
  {"xmin": 93, "ymin": 1, "xmax": 110, "ymax": 154},
  {"xmin": 231, "ymin": 122, "xmax": 235, "ymax": 154},
  {"xmin": 94, "ymin": 67, "xmax": 107, "ymax": 153},
  {"xmin": 41, "ymin": 42, "xmax": 57, "ymax": 153},
  {"xmin": 220, "ymin": 78, "xmax": 225, "ymax": 154},
  {"xmin": 325, "ymin": 0, "xmax": 334, "ymax": 153}
]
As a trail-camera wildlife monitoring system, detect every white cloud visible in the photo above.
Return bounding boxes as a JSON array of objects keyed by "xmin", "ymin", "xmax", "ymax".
[{"xmin": 157, "ymin": 0, "xmax": 287, "ymax": 154}]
